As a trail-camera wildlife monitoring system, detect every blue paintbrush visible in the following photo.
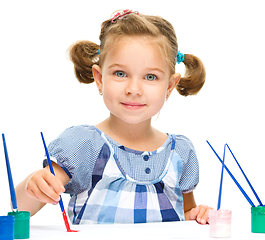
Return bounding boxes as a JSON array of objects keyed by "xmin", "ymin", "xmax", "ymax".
[
  {"xmin": 2, "ymin": 133, "xmax": 18, "ymax": 212},
  {"xmin": 207, "ymin": 140, "xmax": 255, "ymax": 207},
  {"xmin": 225, "ymin": 144, "xmax": 263, "ymax": 206},
  {"xmin": 40, "ymin": 132, "xmax": 78, "ymax": 232},
  {"xmin": 217, "ymin": 144, "xmax": 226, "ymax": 210}
]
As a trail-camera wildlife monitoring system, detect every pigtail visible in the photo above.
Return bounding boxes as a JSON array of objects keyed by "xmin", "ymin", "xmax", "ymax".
[
  {"xmin": 176, "ymin": 54, "xmax": 206, "ymax": 96},
  {"xmin": 67, "ymin": 40, "xmax": 99, "ymax": 84}
]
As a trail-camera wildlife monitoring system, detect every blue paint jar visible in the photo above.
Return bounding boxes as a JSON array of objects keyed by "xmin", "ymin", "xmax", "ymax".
[{"xmin": 0, "ymin": 215, "xmax": 14, "ymax": 240}]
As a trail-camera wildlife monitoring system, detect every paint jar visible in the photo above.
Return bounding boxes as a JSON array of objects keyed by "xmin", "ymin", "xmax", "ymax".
[
  {"xmin": 0, "ymin": 215, "xmax": 14, "ymax": 240},
  {"xmin": 209, "ymin": 209, "xmax": 232, "ymax": 238},
  {"xmin": 8, "ymin": 211, "xmax": 30, "ymax": 239},
  {"xmin": 251, "ymin": 206, "xmax": 265, "ymax": 233}
]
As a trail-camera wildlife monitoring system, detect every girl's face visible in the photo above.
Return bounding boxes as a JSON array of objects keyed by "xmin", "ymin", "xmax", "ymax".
[{"xmin": 93, "ymin": 36, "xmax": 180, "ymax": 126}]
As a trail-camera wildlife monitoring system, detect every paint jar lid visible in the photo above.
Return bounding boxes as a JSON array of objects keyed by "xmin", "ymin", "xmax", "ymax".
[
  {"xmin": 8, "ymin": 211, "xmax": 30, "ymax": 220},
  {"xmin": 251, "ymin": 206, "xmax": 265, "ymax": 215},
  {"xmin": 209, "ymin": 209, "xmax": 232, "ymax": 218}
]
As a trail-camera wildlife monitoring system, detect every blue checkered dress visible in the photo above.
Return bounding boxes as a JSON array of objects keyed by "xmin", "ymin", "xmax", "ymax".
[{"xmin": 44, "ymin": 125, "xmax": 199, "ymax": 224}]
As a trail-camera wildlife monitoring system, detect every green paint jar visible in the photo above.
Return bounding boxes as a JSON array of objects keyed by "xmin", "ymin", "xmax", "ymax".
[
  {"xmin": 251, "ymin": 206, "xmax": 265, "ymax": 233},
  {"xmin": 8, "ymin": 211, "xmax": 30, "ymax": 239}
]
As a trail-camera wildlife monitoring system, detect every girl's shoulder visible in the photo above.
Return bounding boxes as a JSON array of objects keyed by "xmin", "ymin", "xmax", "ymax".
[
  {"xmin": 170, "ymin": 134, "xmax": 196, "ymax": 150},
  {"xmin": 57, "ymin": 124, "xmax": 100, "ymax": 139},
  {"xmin": 61, "ymin": 124, "xmax": 98, "ymax": 134},
  {"xmin": 169, "ymin": 133, "xmax": 197, "ymax": 161},
  {"xmin": 48, "ymin": 125, "xmax": 105, "ymax": 152}
]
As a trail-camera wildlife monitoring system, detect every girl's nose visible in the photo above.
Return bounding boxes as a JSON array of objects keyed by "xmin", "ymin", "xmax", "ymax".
[{"xmin": 125, "ymin": 78, "xmax": 142, "ymax": 96}]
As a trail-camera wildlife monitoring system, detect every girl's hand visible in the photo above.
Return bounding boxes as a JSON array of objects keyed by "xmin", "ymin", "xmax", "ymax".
[
  {"xmin": 26, "ymin": 168, "xmax": 65, "ymax": 205},
  {"xmin": 188, "ymin": 204, "xmax": 213, "ymax": 225}
]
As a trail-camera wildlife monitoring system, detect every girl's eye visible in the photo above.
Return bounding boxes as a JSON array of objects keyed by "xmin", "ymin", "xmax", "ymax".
[
  {"xmin": 115, "ymin": 71, "xmax": 127, "ymax": 78},
  {"xmin": 145, "ymin": 74, "xmax": 157, "ymax": 81}
]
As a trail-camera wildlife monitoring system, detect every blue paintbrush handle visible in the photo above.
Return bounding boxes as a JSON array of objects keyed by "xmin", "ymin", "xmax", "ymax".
[
  {"xmin": 2, "ymin": 133, "xmax": 17, "ymax": 211},
  {"xmin": 40, "ymin": 132, "xmax": 65, "ymax": 212},
  {"xmin": 40, "ymin": 132, "xmax": 55, "ymax": 175},
  {"xmin": 207, "ymin": 140, "xmax": 255, "ymax": 207},
  {"xmin": 217, "ymin": 144, "xmax": 226, "ymax": 210},
  {"xmin": 225, "ymin": 144, "xmax": 263, "ymax": 206}
]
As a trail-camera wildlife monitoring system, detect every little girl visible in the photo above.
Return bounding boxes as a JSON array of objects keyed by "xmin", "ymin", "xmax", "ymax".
[{"xmin": 16, "ymin": 10, "xmax": 211, "ymax": 224}]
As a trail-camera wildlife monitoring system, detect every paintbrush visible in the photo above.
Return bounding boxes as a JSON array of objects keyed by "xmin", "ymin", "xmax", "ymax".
[
  {"xmin": 2, "ymin": 133, "xmax": 18, "ymax": 212},
  {"xmin": 207, "ymin": 140, "xmax": 256, "ymax": 207},
  {"xmin": 40, "ymin": 132, "xmax": 78, "ymax": 232}
]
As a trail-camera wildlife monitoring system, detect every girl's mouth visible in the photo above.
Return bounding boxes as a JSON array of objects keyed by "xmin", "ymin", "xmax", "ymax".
[{"xmin": 121, "ymin": 102, "xmax": 146, "ymax": 110}]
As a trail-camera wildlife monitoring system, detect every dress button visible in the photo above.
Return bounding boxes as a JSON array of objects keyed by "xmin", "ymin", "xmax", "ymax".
[
  {"xmin": 143, "ymin": 155, "xmax": 149, "ymax": 161},
  {"xmin": 145, "ymin": 167, "xmax": 151, "ymax": 174}
]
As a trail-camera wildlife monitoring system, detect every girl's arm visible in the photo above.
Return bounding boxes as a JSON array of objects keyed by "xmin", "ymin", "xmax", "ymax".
[
  {"xmin": 183, "ymin": 191, "xmax": 196, "ymax": 220},
  {"xmin": 15, "ymin": 161, "xmax": 69, "ymax": 216},
  {"xmin": 183, "ymin": 191, "xmax": 213, "ymax": 224}
]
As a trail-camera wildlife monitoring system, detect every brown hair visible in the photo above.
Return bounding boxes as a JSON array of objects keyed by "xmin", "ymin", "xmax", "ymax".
[{"xmin": 68, "ymin": 11, "xmax": 206, "ymax": 96}]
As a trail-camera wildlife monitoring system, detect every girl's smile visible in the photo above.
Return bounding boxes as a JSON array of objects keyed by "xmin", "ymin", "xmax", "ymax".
[{"xmin": 121, "ymin": 102, "xmax": 146, "ymax": 110}]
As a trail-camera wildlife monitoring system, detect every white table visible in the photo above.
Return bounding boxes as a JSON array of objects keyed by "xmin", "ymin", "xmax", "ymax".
[{"xmin": 29, "ymin": 221, "xmax": 264, "ymax": 240}]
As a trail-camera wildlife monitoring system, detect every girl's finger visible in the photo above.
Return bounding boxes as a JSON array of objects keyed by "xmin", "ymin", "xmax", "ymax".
[
  {"xmin": 37, "ymin": 177, "xmax": 61, "ymax": 202},
  {"xmin": 26, "ymin": 181, "xmax": 59, "ymax": 205},
  {"xmin": 188, "ymin": 207, "xmax": 200, "ymax": 220},
  {"xmin": 196, "ymin": 205, "xmax": 208, "ymax": 224},
  {"xmin": 42, "ymin": 169, "xmax": 65, "ymax": 195},
  {"xmin": 198, "ymin": 206, "xmax": 213, "ymax": 224},
  {"xmin": 26, "ymin": 170, "xmax": 62, "ymax": 204}
]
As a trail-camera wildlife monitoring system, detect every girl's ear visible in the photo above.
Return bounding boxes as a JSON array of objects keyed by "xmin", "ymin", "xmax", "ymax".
[
  {"xmin": 92, "ymin": 65, "xmax": 103, "ymax": 91},
  {"xmin": 167, "ymin": 73, "xmax": 181, "ymax": 97}
]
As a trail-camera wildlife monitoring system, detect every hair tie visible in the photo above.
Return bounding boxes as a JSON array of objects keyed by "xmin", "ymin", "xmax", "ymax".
[
  {"xmin": 176, "ymin": 51, "xmax": 185, "ymax": 64},
  {"xmin": 111, "ymin": 9, "xmax": 139, "ymax": 23},
  {"xmin": 98, "ymin": 48, "xmax": 100, "ymax": 54}
]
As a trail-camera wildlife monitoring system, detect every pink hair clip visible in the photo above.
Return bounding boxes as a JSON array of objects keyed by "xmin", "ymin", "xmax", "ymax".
[{"xmin": 111, "ymin": 9, "xmax": 139, "ymax": 23}]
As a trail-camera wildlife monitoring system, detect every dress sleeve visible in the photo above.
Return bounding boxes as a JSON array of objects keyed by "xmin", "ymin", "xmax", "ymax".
[
  {"xmin": 175, "ymin": 135, "xmax": 199, "ymax": 193},
  {"xmin": 43, "ymin": 125, "xmax": 105, "ymax": 195}
]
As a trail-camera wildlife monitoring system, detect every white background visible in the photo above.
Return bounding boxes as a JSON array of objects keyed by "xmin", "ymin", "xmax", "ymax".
[{"xmin": 0, "ymin": 0, "xmax": 264, "ymax": 227}]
